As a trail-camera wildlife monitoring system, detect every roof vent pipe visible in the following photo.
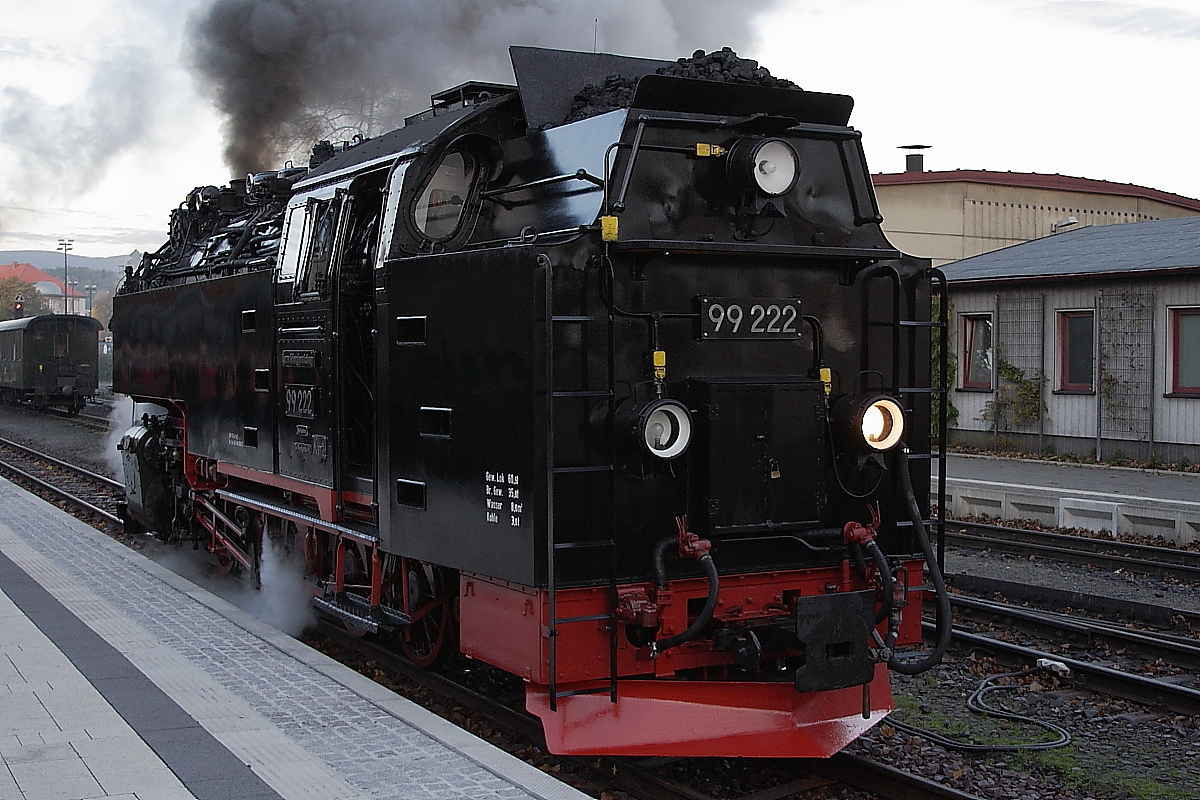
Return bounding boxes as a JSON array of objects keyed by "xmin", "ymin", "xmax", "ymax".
[{"xmin": 899, "ymin": 144, "xmax": 931, "ymax": 173}]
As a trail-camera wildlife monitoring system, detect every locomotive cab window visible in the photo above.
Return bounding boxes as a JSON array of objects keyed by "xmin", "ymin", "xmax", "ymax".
[
  {"xmin": 413, "ymin": 149, "xmax": 477, "ymax": 240},
  {"xmin": 276, "ymin": 205, "xmax": 305, "ymax": 284},
  {"xmin": 296, "ymin": 197, "xmax": 343, "ymax": 297}
]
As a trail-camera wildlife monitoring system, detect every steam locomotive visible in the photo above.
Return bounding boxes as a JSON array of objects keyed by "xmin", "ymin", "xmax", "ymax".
[{"xmin": 112, "ymin": 46, "xmax": 951, "ymax": 758}]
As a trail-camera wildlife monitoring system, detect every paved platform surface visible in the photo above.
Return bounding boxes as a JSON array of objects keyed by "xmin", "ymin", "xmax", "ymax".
[
  {"xmin": 938, "ymin": 453, "xmax": 1200, "ymax": 503},
  {"xmin": 0, "ymin": 476, "xmax": 590, "ymax": 800}
]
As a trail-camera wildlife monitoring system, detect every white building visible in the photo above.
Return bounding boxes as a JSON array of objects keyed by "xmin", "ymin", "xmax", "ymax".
[{"xmin": 943, "ymin": 216, "xmax": 1200, "ymax": 463}]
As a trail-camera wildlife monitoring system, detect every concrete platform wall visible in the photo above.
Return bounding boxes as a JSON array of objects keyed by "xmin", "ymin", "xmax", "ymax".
[{"xmin": 943, "ymin": 477, "xmax": 1200, "ymax": 545}]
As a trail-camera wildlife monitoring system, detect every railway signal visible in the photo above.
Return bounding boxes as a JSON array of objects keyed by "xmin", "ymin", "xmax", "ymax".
[{"xmin": 12, "ymin": 294, "xmax": 24, "ymax": 319}]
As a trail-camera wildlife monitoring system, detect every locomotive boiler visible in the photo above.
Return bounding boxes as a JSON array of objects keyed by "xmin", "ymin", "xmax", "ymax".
[{"xmin": 112, "ymin": 46, "xmax": 951, "ymax": 758}]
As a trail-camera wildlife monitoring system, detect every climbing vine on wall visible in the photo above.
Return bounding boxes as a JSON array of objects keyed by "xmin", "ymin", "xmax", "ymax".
[{"xmin": 980, "ymin": 359, "xmax": 1046, "ymax": 431}]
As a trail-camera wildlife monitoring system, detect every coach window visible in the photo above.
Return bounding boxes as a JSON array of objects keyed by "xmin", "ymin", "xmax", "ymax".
[
  {"xmin": 413, "ymin": 149, "xmax": 476, "ymax": 240},
  {"xmin": 961, "ymin": 314, "xmax": 993, "ymax": 390},
  {"xmin": 1058, "ymin": 310, "xmax": 1094, "ymax": 392},
  {"xmin": 1171, "ymin": 308, "xmax": 1200, "ymax": 395}
]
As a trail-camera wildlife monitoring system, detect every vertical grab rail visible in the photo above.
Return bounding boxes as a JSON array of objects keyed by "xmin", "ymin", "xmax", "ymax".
[
  {"xmin": 541, "ymin": 254, "xmax": 560, "ymax": 710},
  {"xmin": 864, "ymin": 263, "xmax": 947, "ymax": 563},
  {"xmin": 927, "ymin": 268, "xmax": 949, "ymax": 572}
]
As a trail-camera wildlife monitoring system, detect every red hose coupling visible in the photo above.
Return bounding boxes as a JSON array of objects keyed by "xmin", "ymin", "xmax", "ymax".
[
  {"xmin": 675, "ymin": 515, "xmax": 711, "ymax": 559},
  {"xmin": 843, "ymin": 502, "xmax": 882, "ymax": 545}
]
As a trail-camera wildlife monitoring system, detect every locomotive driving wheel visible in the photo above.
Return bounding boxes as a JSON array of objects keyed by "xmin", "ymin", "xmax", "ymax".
[{"xmin": 392, "ymin": 557, "xmax": 458, "ymax": 669}]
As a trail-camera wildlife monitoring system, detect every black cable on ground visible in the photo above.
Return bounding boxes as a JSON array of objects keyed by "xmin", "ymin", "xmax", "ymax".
[{"xmin": 886, "ymin": 665, "xmax": 1072, "ymax": 752}]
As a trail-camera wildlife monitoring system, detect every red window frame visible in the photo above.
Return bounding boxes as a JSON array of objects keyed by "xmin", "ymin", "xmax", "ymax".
[
  {"xmin": 1172, "ymin": 308, "xmax": 1200, "ymax": 394},
  {"xmin": 1058, "ymin": 311, "xmax": 1094, "ymax": 392},
  {"xmin": 961, "ymin": 314, "xmax": 993, "ymax": 390}
]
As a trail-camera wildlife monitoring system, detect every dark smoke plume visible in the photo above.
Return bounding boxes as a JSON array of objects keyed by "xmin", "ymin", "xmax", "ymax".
[{"xmin": 186, "ymin": 0, "xmax": 782, "ymax": 176}]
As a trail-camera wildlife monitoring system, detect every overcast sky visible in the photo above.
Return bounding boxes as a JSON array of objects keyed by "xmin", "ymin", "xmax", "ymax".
[{"xmin": 1, "ymin": 0, "xmax": 1196, "ymax": 257}]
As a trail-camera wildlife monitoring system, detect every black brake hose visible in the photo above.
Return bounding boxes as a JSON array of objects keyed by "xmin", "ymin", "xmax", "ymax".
[
  {"xmin": 650, "ymin": 536, "xmax": 720, "ymax": 657},
  {"xmin": 888, "ymin": 447, "xmax": 953, "ymax": 674},
  {"xmin": 863, "ymin": 538, "xmax": 894, "ymax": 624}
]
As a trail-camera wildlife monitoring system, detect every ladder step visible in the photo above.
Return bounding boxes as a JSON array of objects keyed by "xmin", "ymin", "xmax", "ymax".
[
  {"xmin": 552, "ymin": 315, "xmax": 611, "ymax": 322},
  {"xmin": 555, "ymin": 613, "xmax": 612, "ymax": 624},
  {"xmin": 905, "ymin": 452, "xmax": 943, "ymax": 460},
  {"xmin": 899, "ymin": 320, "xmax": 947, "ymax": 328},
  {"xmin": 553, "ymin": 390, "xmax": 613, "ymax": 398},
  {"xmin": 899, "ymin": 387, "xmax": 945, "ymax": 394},
  {"xmin": 553, "ymin": 465, "xmax": 613, "ymax": 474},
  {"xmin": 896, "ymin": 519, "xmax": 940, "ymax": 528},
  {"xmin": 554, "ymin": 539, "xmax": 615, "ymax": 550}
]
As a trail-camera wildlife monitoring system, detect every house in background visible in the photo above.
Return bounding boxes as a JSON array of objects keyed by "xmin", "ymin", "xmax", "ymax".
[
  {"xmin": 872, "ymin": 159, "xmax": 1200, "ymax": 267},
  {"xmin": 941, "ymin": 216, "xmax": 1200, "ymax": 463},
  {"xmin": 0, "ymin": 262, "xmax": 85, "ymax": 314}
]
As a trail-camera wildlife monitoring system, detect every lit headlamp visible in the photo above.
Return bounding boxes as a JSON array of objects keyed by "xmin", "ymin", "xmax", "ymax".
[
  {"xmin": 728, "ymin": 137, "xmax": 800, "ymax": 197},
  {"xmin": 832, "ymin": 395, "xmax": 905, "ymax": 452}
]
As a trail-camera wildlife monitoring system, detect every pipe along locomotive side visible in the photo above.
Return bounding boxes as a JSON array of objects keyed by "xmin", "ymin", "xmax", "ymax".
[{"xmin": 112, "ymin": 47, "xmax": 951, "ymax": 758}]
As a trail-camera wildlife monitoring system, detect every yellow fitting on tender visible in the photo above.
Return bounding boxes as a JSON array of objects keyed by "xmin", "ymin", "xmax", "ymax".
[
  {"xmin": 819, "ymin": 367, "xmax": 832, "ymax": 395},
  {"xmin": 653, "ymin": 350, "xmax": 667, "ymax": 381},
  {"xmin": 600, "ymin": 215, "xmax": 619, "ymax": 242},
  {"xmin": 694, "ymin": 143, "xmax": 725, "ymax": 157}
]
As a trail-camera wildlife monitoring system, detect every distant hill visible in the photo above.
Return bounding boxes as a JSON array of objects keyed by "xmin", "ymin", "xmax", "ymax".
[{"xmin": 0, "ymin": 250, "xmax": 138, "ymax": 273}]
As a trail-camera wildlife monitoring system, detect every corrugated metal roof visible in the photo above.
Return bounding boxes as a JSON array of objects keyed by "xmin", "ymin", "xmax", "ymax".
[{"xmin": 941, "ymin": 216, "xmax": 1200, "ymax": 283}]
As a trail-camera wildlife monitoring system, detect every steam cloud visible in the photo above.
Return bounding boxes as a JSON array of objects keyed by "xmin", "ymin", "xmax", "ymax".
[
  {"xmin": 186, "ymin": 0, "xmax": 781, "ymax": 175},
  {"xmin": 0, "ymin": 52, "xmax": 161, "ymax": 202}
]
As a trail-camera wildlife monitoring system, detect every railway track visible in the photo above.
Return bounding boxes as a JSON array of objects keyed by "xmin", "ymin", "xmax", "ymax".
[
  {"xmin": 316, "ymin": 622, "xmax": 986, "ymax": 800},
  {"xmin": 941, "ymin": 596, "xmax": 1200, "ymax": 715},
  {"xmin": 76, "ymin": 411, "xmax": 116, "ymax": 431},
  {"xmin": 0, "ymin": 436, "xmax": 986, "ymax": 799},
  {"xmin": 9, "ymin": 437, "xmax": 1196, "ymax": 798},
  {"xmin": 0, "ymin": 400, "xmax": 117, "ymax": 431},
  {"xmin": 0, "ymin": 435, "xmax": 123, "ymax": 528},
  {"xmin": 947, "ymin": 519, "xmax": 1200, "ymax": 582}
]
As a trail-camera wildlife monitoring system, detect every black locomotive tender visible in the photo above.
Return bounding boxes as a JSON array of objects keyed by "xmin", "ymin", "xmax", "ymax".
[
  {"xmin": 113, "ymin": 47, "xmax": 951, "ymax": 757},
  {"xmin": 0, "ymin": 314, "xmax": 103, "ymax": 414}
]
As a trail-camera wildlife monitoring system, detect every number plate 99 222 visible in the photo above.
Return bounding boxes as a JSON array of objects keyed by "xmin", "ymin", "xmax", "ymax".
[{"xmin": 698, "ymin": 297, "xmax": 803, "ymax": 340}]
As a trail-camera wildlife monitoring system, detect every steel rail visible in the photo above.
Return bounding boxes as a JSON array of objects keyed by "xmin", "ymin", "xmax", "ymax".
[
  {"xmin": 952, "ymin": 519, "xmax": 1200, "ymax": 567},
  {"xmin": 949, "ymin": 594, "xmax": 1200, "ymax": 671},
  {"xmin": 936, "ymin": 623, "xmax": 1200, "ymax": 715},
  {"xmin": 948, "ymin": 572, "xmax": 1200, "ymax": 631},
  {"xmin": 76, "ymin": 413, "xmax": 116, "ymax": 431},
  {"xmin": 0, "ymin": 454, "xmax": 123, "ymax": 528},
  {"xmin": 0, "ymin": 435, "xmax": 124, "ymax": 490},
  {"xmin": 946, "ymin": 526, "xmax": 1200, "ymax": 583},
  {"xmin": 823, "ymin": 753, "xmax": 988, "ymax": 800}
]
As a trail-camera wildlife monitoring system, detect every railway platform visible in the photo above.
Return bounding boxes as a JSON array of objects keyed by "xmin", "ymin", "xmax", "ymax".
[
  {"xmin": 0, "ymin": 476, "xmax": 590, "ymax": 800},
  {"xmin": 937, "ymin": 453, "xmax": 1200, "ymax": 543}
]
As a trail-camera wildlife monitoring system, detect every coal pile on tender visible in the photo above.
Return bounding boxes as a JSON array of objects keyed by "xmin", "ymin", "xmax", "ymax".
[{"xmin": 564, "ymin": 47, "xmax": 800, "ymax": 125}]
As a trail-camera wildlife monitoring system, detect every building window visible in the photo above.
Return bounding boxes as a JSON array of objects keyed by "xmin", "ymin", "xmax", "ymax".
[
  {"xmin": 1172, "ymin": 308, "xmax": 1200, "ymax": 394},
  {"xmin": 1058, "ymin": 311, "xmax": 1094, "ymax": 392},
  {"xmin": 961, "ymin": 314, "xmax": 993, "ymax": 390}
]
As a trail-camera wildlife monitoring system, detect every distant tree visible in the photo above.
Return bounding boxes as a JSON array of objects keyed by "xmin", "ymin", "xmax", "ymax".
[
  {"xmin": 0, "ymin": 278, "xmax": 47, "ymax": 320},
  {"xmin": 90, "ymin": 290, "xmax": 114, "ymax": 331}
]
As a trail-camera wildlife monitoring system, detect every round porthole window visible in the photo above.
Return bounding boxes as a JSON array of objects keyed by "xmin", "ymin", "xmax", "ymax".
[{"xmin": 413, "ymin": 149, "xmax": 477, "ymax": 240}]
